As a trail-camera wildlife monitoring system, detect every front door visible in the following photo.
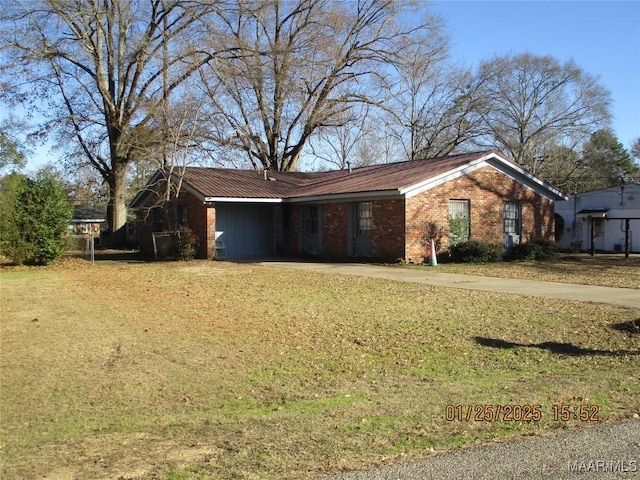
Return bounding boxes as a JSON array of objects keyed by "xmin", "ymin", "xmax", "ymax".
[
  {"xmin": 348, "ymin": 202, "xmax": 373, "ymax": 257},
  {"xmin": 300, "ymin": 205, "xmax": 322, "ymax": 255}
]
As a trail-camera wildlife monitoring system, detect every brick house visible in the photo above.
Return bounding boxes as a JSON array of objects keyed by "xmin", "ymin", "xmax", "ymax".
[{"xmin": 130, "ymin": 150, "xmax": 567, "ymax": 262}]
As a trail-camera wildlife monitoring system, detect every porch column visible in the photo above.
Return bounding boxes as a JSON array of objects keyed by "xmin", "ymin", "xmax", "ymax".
[
  {"xmin": 590, "ymin": 217, "xmax": 595, "ymax": 257},
  {"xmin": 206, "ymin": 206, "xmax": 216, "ymax": 259},
  {"xmin": 625, "ymin": 218, "xmax": 630, "ymax": 259}
]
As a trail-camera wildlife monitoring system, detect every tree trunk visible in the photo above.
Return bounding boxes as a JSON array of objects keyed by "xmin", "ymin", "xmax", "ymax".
[{"xmin": 106, "ymin": 161, "xmax": 128, "ymax": 248}]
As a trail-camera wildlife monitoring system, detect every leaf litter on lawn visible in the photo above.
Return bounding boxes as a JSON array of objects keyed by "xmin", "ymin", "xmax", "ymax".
[{"xmin": 0, "ymin": 259, "xmax": 638, "ymax": 479}]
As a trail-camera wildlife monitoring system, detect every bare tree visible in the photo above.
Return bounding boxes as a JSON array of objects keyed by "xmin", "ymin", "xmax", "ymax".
[
  {"xmin": 474, "ymin": 53, "xmax": 611, "ymax": 181},
  {"xmin": 307, "ymin": 104, "xmax": 381, "ymax": 170},
  {"xmin": 354, "ymin": 119, "xmax": 401, "ymax": 166},
  {"xmin": 1, "ymin": 0, "xmax": 221, "ymax": 246},
  {"xmin": 631, "ymin": 138, "xmax": 640, "ymax": 163},
  {"xmin": 632, "ymin": 138, "xmax": 640, "ymax": 184},
  {"xmin": 532, "ymin": 144, "xmax": 581, "ymax": 190},
  {"xmin": 198, "ymin": 0, "xmax": 425, "ymax": 172},
  {"xmin": 384, "ymin": 18, "xmax": 483, "ymax": 161}
]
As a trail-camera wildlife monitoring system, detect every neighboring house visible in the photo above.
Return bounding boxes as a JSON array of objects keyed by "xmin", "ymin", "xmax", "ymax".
[
  {"xmin": 68, "ymin": 205, "xmax": 107, "ymax": 247},
  {"xmin": 130, "ymin": 150, "xmax": 567, "ymax": 262},
  {"xmin": 555, "ymin": 184, "xmax": 640, "ymax": 253}
]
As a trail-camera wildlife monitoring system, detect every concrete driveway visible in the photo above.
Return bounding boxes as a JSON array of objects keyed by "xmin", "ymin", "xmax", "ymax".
[{"xmin": 260, "ymin": 261, "xmax": 640, "ymax": 309}]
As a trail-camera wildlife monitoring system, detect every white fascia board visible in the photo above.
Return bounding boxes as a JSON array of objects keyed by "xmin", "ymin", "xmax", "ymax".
[
  {"xmin": 401, "ymin": 152, "xmax": 568, "ymax": 201},
  {"xmin": 484, "ymin": 157, "xmax": 568, "ymax": 201},
  {"xmin": 401, "ymin": 159, "xmax": 488, "ymax": 198},
  {"xmin": 204, "ymin": 197, "xmax": 283, "ymax": 203},
  {"xmin": 129, "ymin": 169, "xmax": 165, "ymax": 208},
  {"xmin": 285, "ymin": 189, "xmax": 401, "ymax": 204},
  {"xmin": 178, "ymin": 181, "xmax": 207, "ymax": 202}
]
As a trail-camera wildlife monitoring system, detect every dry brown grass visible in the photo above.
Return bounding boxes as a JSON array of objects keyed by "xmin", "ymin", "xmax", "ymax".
[
  {"xmin": 404, "ymin": 254, "xmax": 640, "ymax": 289},
  {"xmin": 1, "ymin": 258, "xmax": 638, "ymax": 479}
]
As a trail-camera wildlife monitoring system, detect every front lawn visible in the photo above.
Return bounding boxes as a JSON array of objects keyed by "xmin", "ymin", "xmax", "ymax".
[{"xmin": 1, "ymin": 259, "xmax": 638, "ymax": 479}]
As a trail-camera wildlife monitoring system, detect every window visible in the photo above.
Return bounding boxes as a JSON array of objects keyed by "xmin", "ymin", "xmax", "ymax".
[
  {"xmin": 178, "ymin": 206, "xmax": 188, "ymax": 228},
  {"xmin": 448, "ymin": 199, "xmax": 470, "ymax": 244},
  {"xmin": 303, "ymin": 205, "xmax": 318, "ymax": 235},
  {"xmin": 357, "ymin": 202, "xmax": 372, "ymax": 232},
  {"xmin": 503, "ymin": 202, "xmax": 521, "ymax": 235}
]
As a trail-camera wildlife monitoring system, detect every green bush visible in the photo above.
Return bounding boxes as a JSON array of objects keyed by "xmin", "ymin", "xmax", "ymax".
[
  {"xmin": 177, "ymin": 226, "xmax": 199, "ymax": 261},
  {"xmin": 0, "ymin": 169, "xmax": 73, "ymax": 265},
  {"xmin": 448, "ymin": 213, "xmax": 470, "ymax": 247},
  {"xmin": 449, "ymin": 240, "xmax": 502, "ymax": 263},
  {"xmin": 509, "ymin": 239, "xmax": 560, "ymax": 261}
]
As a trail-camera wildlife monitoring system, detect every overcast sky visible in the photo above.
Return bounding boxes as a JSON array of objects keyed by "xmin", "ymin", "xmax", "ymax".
[{"xmin": 428, "ymin": 0, "xmax": 640, "ymax": 151}]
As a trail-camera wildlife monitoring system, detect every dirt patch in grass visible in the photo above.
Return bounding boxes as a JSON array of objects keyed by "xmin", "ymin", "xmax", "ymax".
[
  {"xmin": 1, "ymin": 259, "xmax": 638, "ymax": 479},
  {"xmin": 402, "ymin": 253, "xmax": 640, "ymax": 289}
]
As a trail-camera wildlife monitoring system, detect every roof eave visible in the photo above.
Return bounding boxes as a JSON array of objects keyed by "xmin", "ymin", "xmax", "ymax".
[
  {"xmin": 485, "ymin": 156, "xmax": 568, "ymax": 201},
  {"xmin": 204, "ymin": 197, "xmax": 283, "ymax": 203},
  {"xmin": 400, "ymin": 152, "xmax": 568, "ymax": 201},
  {"xmin": 286, "ymin": 189, "xmax": 401, "ymax": 203},
  {"xmin": 129, "ymin": 170, "xmax": 209, "ymax": 208},
  {"xmin": 400, "ymin": 156, "xmax": 491, "ymax": 197},
  {"xmin": 129, "ymin": 170, "xmax": 165, "ymax": 209}
]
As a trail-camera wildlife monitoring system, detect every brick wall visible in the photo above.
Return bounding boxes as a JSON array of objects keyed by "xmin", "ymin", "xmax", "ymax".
[
  {"xmin": 203, "ymin": 205, "xmax": 215, "ymax": 259},
  {"xmin": 312, "ymin": 199, "xmax": 405, "ymax": 262},
  {"xmin": 136, "ymin": 191, "xmax": 215, "ymax": 259},
  {"xmin": 136, "ymin": 166, "xmax": 554, "ymax": 263},
  {"xmin": 372, "ymin": 199, "xmax": 405, "ymax": 261},
  {"xmin": 323, "ymin": 203, "xmax": 348, "ymax": 258},
  {"xmin": 404, "ymin": 166, "xmax": 555, "ymax": 263}
]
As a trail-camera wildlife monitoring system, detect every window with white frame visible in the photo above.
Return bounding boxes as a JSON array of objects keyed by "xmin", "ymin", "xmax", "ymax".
[
  {"xmin": 448, "ymin": 199, "xmax": 470, "ymax": 244},
  {"xmin": 503, "ymin": 202, "xmax": 521, "ymax": 235}
]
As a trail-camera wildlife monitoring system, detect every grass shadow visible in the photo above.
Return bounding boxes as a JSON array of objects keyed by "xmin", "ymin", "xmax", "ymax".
[
  {"xmin": 474, "ymin": 336, "xmax": 638, "ymax": 357},
  {"xmin": 610, "ymin": 319, "xmax": 640, "ymax": 335}
]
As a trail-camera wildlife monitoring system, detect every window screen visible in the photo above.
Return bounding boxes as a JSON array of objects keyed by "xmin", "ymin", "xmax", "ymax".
[
  {"xmin": 178, "ymin": 206, "xmax": 188, "ymax": 227},
  {"xmin": 303, "ymin": 206, "xmax": 318, "ymax": 235},
  {"xmin": 448, "ymin": 199, "xmax": 470, "ymax": 243},
  {"xmin": 358, "ymin": 202, "xmax": 372, "ymax": 232},
  {"xmin": 503, "ymin": 202, "xmax": 521, "ymax": 234}
]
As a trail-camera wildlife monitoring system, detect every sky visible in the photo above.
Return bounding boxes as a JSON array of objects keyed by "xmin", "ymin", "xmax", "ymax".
[
  {"xmin": 428, "ymin": 0, "xmax": 640, "ymax": 151},
  {"xmin": 15, "ymin": 0, "xmax": 640, "ymax": 171}
]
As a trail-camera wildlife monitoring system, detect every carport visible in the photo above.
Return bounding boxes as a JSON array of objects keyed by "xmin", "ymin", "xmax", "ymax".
[{"xmin": 214, "ymin": 202, "xmax": 275, "ymax": 257}]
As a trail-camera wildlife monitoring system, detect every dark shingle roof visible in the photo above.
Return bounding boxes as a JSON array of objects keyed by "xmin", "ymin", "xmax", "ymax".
[{"xmin": 72, "ymin": 205, "xmax": 107, "ymax": 221}]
